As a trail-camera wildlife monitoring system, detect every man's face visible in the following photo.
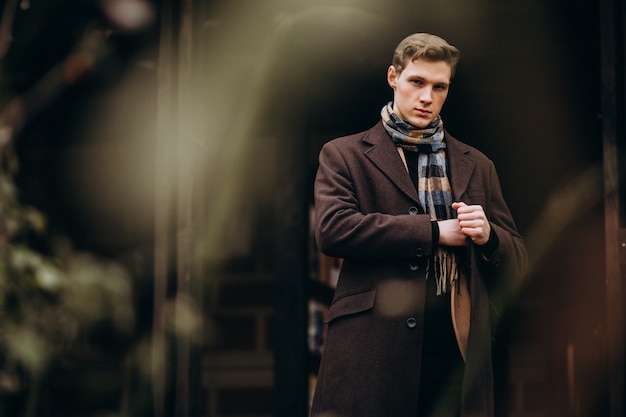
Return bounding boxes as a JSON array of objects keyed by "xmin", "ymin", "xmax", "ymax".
[{"xmin": 387, "ymin": 58, "xmax": 451, "ymax": 128}]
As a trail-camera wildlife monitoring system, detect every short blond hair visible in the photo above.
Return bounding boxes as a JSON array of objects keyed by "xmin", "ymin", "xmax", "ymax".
[{"xmin": 391, "ymin": 33, "xmax": 461, "ymax": 78}]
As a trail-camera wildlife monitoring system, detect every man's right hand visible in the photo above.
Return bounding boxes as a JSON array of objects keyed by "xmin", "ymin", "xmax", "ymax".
[{"xmin": 437, "ymin": 218, "xmax": 469, "ymax": 247}]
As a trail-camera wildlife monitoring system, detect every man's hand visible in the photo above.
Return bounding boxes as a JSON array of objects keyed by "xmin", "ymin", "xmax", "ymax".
[
  {"xmin": 437, "ymin": 219, "xmax": 468, "ymax": 247},
  {"xmin": 452, "ymin": 202, "xmax": 491, "ymax": 245}
]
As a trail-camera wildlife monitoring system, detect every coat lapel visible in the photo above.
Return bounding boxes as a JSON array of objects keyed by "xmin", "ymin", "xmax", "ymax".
[
  {"xmin": 360, "ymin": 125, "xmax": 476, "ymax": 205},
  {"xmin": 362, "ymin": 123, "xmax": 420, "ymax": 204},
  {"xmin": 445, "ymin": 132, "xmax": 475, "ymax": 201}
]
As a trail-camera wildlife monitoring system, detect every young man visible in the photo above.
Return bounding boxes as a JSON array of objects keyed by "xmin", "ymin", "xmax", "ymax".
[{"xmin": 311, "ymin": 33, "xmax": 527, "ymax": 417}]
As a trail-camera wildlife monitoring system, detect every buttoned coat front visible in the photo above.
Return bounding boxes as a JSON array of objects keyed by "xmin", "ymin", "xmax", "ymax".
[{"xmin": 311, "ymin": 122, "xmax": 527, "ymax": 417}]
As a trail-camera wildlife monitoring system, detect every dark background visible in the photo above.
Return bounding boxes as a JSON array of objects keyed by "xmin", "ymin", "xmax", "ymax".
[{"xmin": 2, "ymin": 0, "xmax": 617, "ymax": 416}]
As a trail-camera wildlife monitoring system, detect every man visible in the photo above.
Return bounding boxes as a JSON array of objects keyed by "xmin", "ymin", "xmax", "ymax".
[{"xmin": 311, "ymin": 33, "xmax": 527, "ymax": 417}]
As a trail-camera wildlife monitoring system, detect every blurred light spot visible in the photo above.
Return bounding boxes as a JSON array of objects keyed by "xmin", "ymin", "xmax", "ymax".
[
  {"xmin": 376, "ymin": 280, "xmax": 422, "ymax": 318},
  {"xmin": 166, "ymin": 293, "xmax": 203, "ymax": 342},
  {"xmin": 63, "ymin": 52, "xmax": 95, "ymax": 84},
  {"xmin": 7, "ymin": 329, "xmax": 48, "ymax": 375},
  {"xmin": 101, "ymin": 0, "xmax": 155, "ymax": 31},
  {"xmin": 36, "ymin": 264, "xmax": 62, "ymax": 291}
]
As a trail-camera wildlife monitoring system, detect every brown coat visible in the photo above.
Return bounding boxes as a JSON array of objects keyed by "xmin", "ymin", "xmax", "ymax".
[{"xmin": 311, "ymin": 122, "xmax": 527, "ymax": 417}]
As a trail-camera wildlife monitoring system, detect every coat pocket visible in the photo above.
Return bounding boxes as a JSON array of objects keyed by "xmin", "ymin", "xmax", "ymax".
[
  {"xmin": 466, "ymin": 189, "xmax": 486, "ymax": 207},
  {"xmin": 325, "ymin": 290, "xmax": 376, "ymax": 324}
]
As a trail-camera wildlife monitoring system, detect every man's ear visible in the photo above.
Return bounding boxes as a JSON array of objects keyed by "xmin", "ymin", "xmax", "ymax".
[{"xmin": 387, "ymin": 65, "xmax": 397, "ymax": 89}]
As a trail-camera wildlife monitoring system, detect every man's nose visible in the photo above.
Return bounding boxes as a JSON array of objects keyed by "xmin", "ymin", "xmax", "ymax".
[{"xmin": 419, "ymin": 87, "xmax": 433, "ymax": 103}]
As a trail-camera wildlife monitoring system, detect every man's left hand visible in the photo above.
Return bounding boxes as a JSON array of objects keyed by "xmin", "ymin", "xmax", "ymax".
[{"xmin": 452, "ymin": 202, "xmax": 491, "ymax": 246}]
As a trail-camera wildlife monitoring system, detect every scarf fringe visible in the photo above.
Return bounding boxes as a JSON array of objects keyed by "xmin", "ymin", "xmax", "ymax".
[{"xmin": 429, "ymin": 252, "xmax": 459, "ymax": 296}]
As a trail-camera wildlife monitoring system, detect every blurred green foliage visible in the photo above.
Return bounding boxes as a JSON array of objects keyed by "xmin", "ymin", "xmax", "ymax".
[{"xmin": 0, "ymin": 147, "xmax": 135, "ymax": 415}]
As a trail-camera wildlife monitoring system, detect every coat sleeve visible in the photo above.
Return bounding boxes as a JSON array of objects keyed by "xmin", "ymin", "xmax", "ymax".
[
  {"xmin": 314, "ymin": 140, "xmax": 435, "ymax": 259},
  {"xmin": 480, "ymin": 160, "xmax": 528, "ymax": 287}
]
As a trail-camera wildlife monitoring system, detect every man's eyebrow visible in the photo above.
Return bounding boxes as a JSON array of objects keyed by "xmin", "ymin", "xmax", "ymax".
[{"xmin": 407, "ymin": 75, "xmax": 449, "ymax": 84}]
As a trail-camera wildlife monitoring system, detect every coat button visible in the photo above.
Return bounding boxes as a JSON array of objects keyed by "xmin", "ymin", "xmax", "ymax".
[
  {"xmin": 409, "ymin": 263, "xmax": 419, "ymax": 271},
  {"xmin": 408, "ymin": 206, "xmax": 419, "ymax": 215},
  {"xmin": 415, "ymin": 247, "xmax": 424, "ymax": 257},
  {"xmin": 406, "ymin": 318, "xmax": 417, "ymax": 328}
]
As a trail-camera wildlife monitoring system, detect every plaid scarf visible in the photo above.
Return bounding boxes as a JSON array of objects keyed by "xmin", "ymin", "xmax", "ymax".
[{"xmin": 381, "ymin": 102, "xmax": 459, "ymax": 295}]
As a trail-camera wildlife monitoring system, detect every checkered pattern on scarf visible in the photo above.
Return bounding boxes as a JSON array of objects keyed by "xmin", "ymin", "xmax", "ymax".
[{"xmin": 381, "ymin": 102, "xmax": 459, "ymax": 295}]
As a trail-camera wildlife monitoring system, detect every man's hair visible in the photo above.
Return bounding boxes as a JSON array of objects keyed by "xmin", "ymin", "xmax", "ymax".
[{"xmin": 391, "ymin": 33, "xmax": 461, "ymax": 78}]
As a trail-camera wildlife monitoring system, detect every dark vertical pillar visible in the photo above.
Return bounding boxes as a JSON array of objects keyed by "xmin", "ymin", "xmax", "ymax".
[
  {"xmin": 153, "ymin": 0, "xmax": 177, "ymax": 416},
  {"xmin": 274, "ymin": 127, "xmax": 310, "ymax": 417},
  {"xmin": 600, "ymin": 0, "xmax": 625, "ymax": 416}
]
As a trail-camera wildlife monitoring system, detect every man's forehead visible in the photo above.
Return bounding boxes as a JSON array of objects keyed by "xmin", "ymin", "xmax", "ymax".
[{"xmin": 403, "ymin": 58, "xmax": 452, "ymax": 82}]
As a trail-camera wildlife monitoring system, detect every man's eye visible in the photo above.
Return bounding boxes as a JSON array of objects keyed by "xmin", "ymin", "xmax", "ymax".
[{"xmin": 434, "ymin": 85, "xmax": 447, "ymax": 91}]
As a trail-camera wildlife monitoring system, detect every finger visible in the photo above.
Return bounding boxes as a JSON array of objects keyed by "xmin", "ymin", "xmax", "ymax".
[
  {"xmin": 455, "ymin": 206, "xmax": 477, "ymax": 216},
  {"xmin": 457, "ymin": 207, "xmax": 486, "ymax": 220},
  {"xmin": 458, "ymin": 220, "xmax": 484, "ymax": 229},
  {"xmin": 451, "ymin": 202, "xmax": 467, "ymax": 210},
  {"xmin": 460, "ymin": 227, "xmax": 486, "ymax": 241},
  {"xmin": 458, "ymin": 204, "xmax": 482, "ymax": 211}
]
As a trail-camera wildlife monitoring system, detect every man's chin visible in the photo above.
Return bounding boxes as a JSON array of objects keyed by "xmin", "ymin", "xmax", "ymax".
[{"xmin": 407, "ymin": 118, "xmax": 433, "ymax": 129}]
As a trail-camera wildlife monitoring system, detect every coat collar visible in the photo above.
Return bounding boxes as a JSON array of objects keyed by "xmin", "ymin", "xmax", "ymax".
[
  {"xmin": 445, "ymin": 131, "xmax": 476, "ymax": 202},
  {"xmin": 362, "ymin": 122, "xmax": 476, "ymax": 204}
]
